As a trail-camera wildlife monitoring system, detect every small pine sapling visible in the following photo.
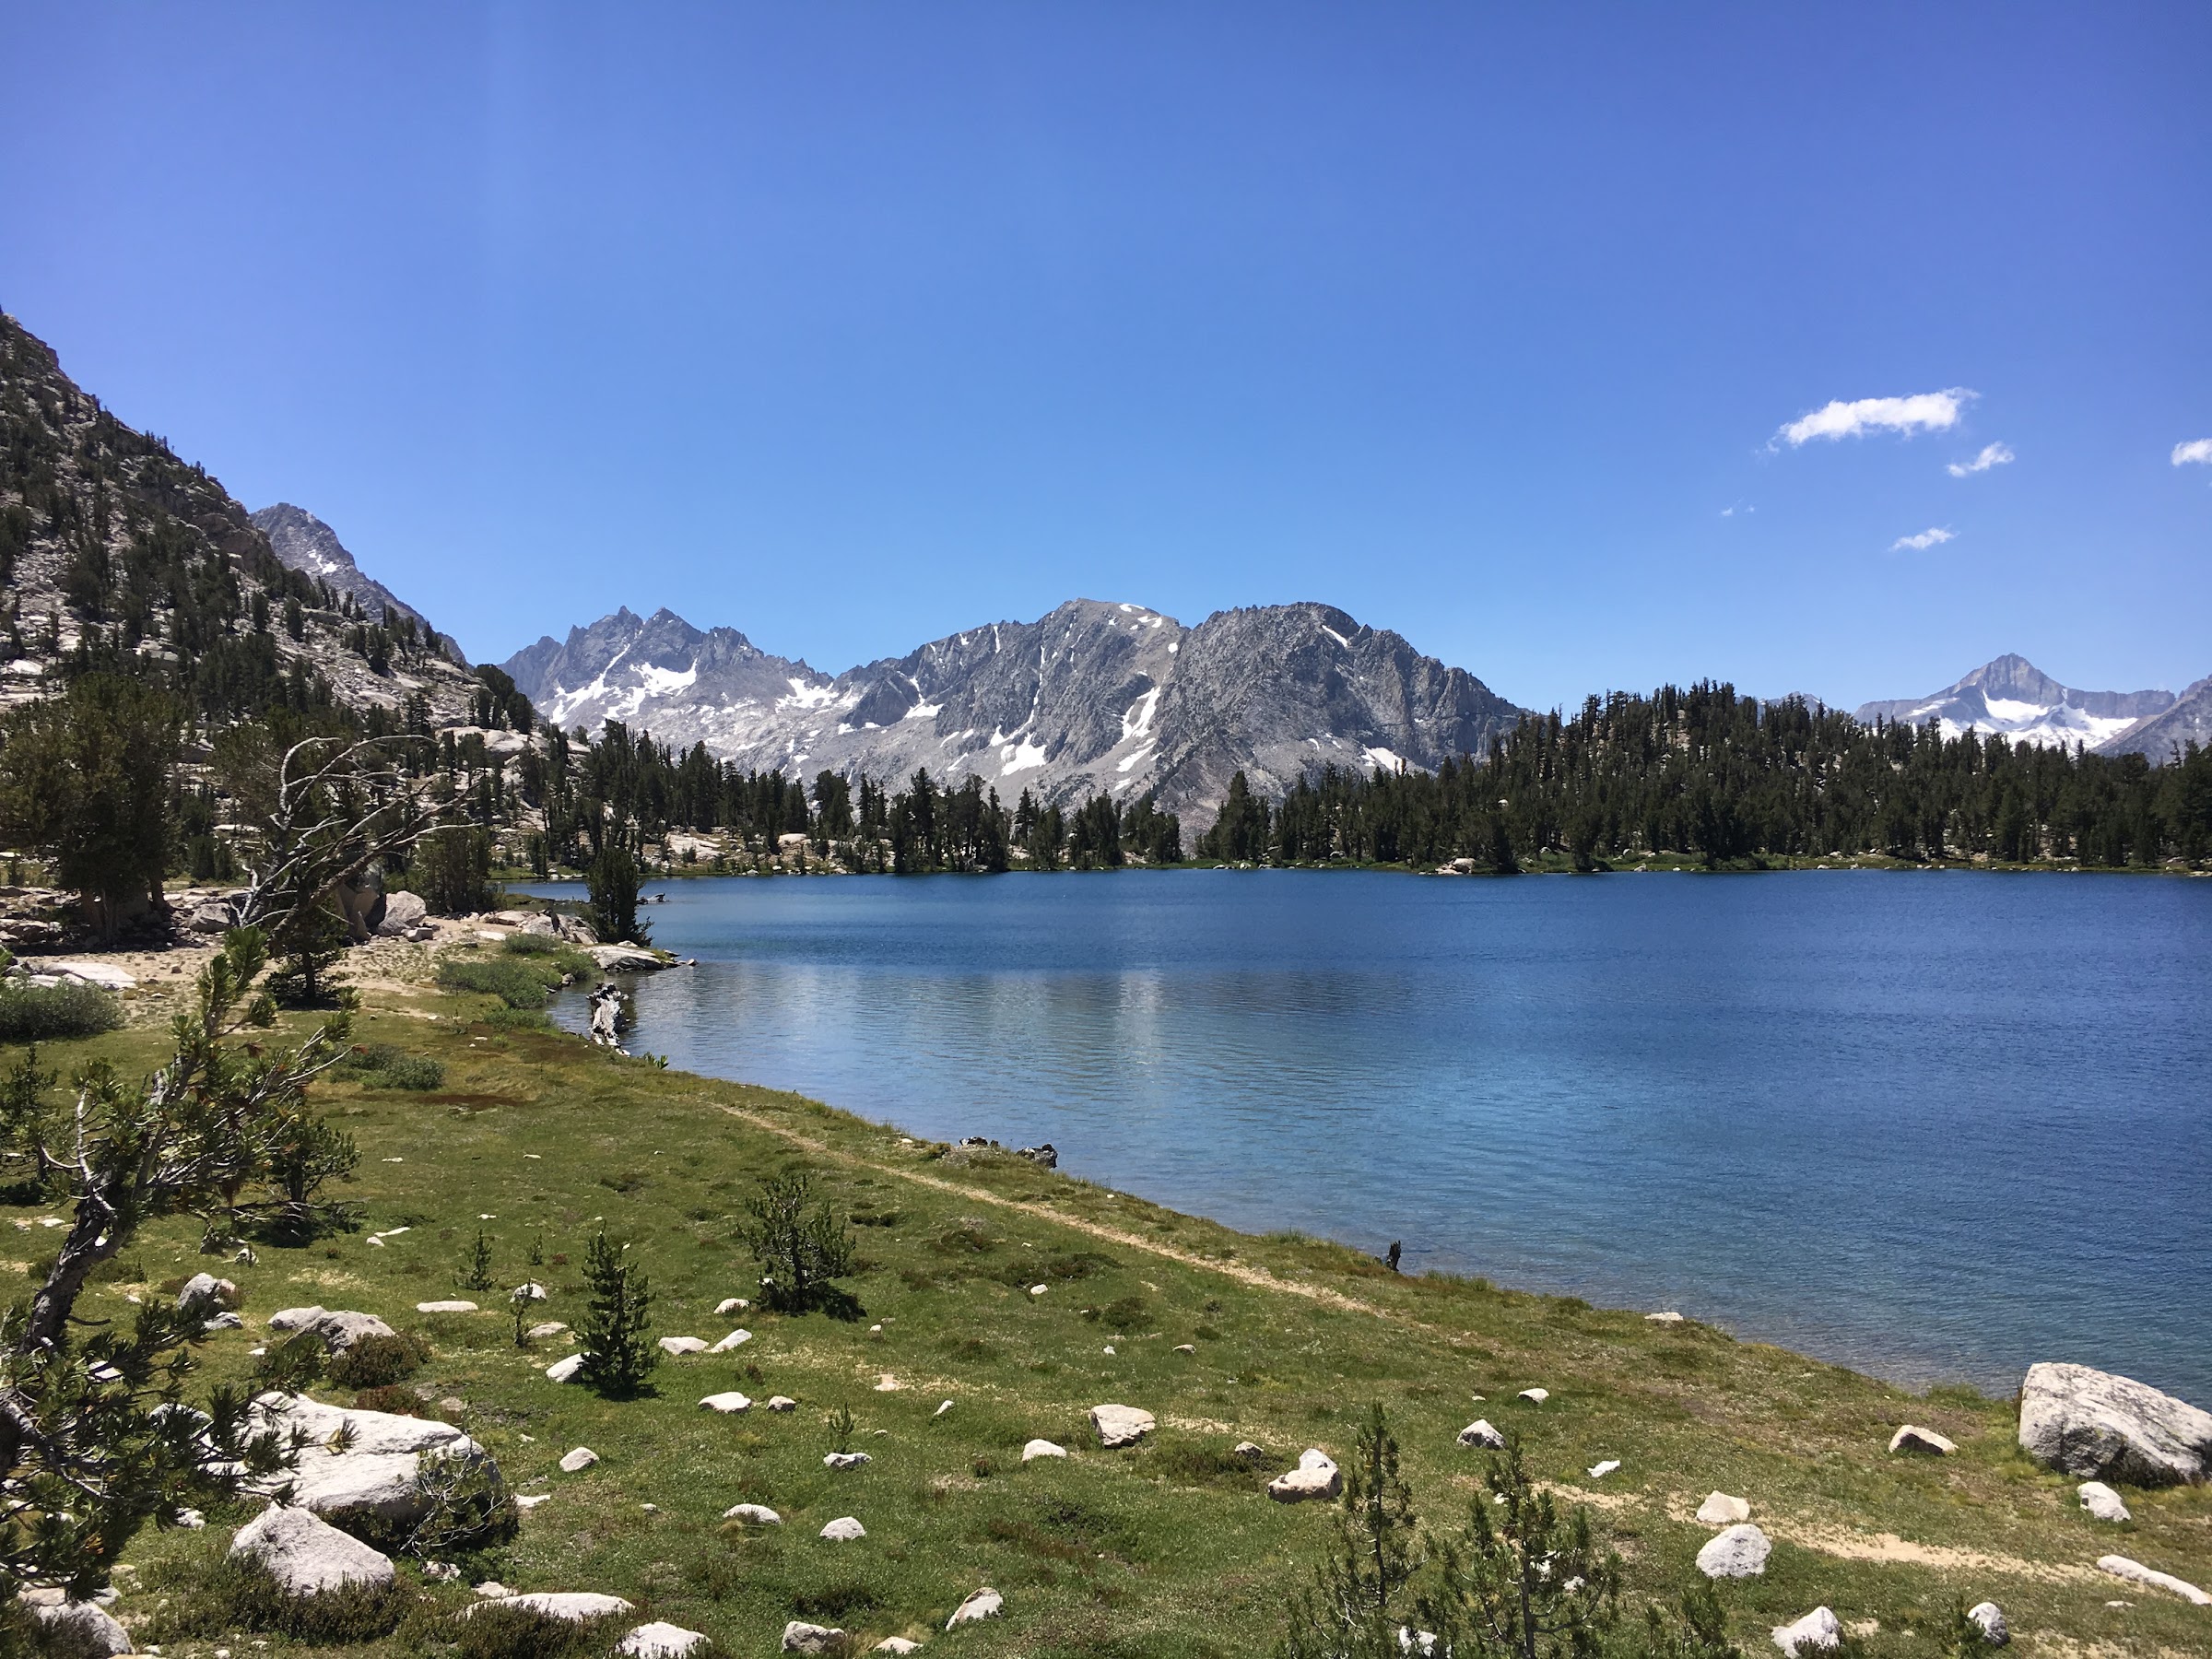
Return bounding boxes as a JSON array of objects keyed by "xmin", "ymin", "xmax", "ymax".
[{"xmin": 577, "ymin": 1229, "xmax": 657, "ymax": 1398}]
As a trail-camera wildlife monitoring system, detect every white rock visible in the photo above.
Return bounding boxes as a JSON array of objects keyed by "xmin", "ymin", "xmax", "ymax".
[
  {"xmin": 1646, "ymin": 1311, "xmax": 1685, "ymax": 1324},
  {"xmin": 27, "ymin": 1600, "xmax": 132, "ymax": 1654},
  {"xmin": 723, "ymin": 1502, "xmax": 782, "ymax": 1524},
  {"xmin": 1697, "ymin": 1492, "xmax": 1751, "ymax": 1525},
  {"xmin": 819, "ymin": 1515, "xmax": 866, "ymax": 1542},
  {"xmin": 1770, "ymin": 1606, "xmax": 1840, "ymax": 1655},
  {"xmin": 1023, "ymin": 1439, "xmax": 1068, "ymax": 1462},
  {"xmin": 50, "ymin": 960, "xmax": 136, "ymax": 991},
  {"xmin": 230, "ymin": 1503, "xmax": 396, "ymax": 1594},
  {"xmin": 1030, "ymin": 1283, "xmax": 1048, "ymax": 1296},
  {"xmin": 2018, "ymin": 1362, "xmax": 2212, "ymax": 1486},
  {"xmin": 1967, "ymin": 1602, "xmax": 2009, "ymax": 1645},
  {"xmin": 175, "ymin": 1508, "xmax": 206, "ymax": 1528},
  {"xmin": 1518, "ymin": 1387, "xmax": 1549, "ymax": 1405},
  {"xmin": 824, "ymin": 1451, "xmax": 872, "ymax": 1470},
  {"xmin": 1269, "ymin": 1449, "xmax": 1344, "ymax": 1502},
  {"xmin": 1233, "ymin": 1441, "xmax": 1266, "ymax": 1461},
  {"xmin": 265, "ymin": 1307, "xmax": 394, "ymax": 1352},
  {"xmin": 875, "ymin": 1372, "xmax": 900, "ymax": 1392},
  {"xmin": 708, "ymin": 1328, "xmax": 752, "ymax": 1353},
  {"xmin": 715, "ymin": 1297, "xmax": 749, "ymax": 1314},
  {"xmin": 619, "ymin": 1620, "xmax": 711, "ymax": 1657},
  {"xmin": 481, "ymin": 1592, "xmax": 636, "ymax": 1621},
  {"xmin": 417, "ymin": 1300, "xmax": 478, "ymax": 1314},
  {"xmin": 510, "ymin": 1282, "xmax": 548, "ymax": 1301},
  {"xmin": 2095, "ymin": 1555, "xmax": 2210, "ymax": 1604},
  {"xmin": 376, "ymin": 891, "xmax": 428, "ymax": 936},
  {"xmin": 545, "ymin": 1353, "xmax": 584, "ymax": 1382},
  {"xmin": 1697, "ymin": 1524, "xmax": 1771, "ymax": 1579},
  {"xmin": 527, "ymin": 1321, "xmax": 568, "ymax": 1340},
  {"xmin": 1089, "ymin": 1403, "xmax": 1155, "ymax": 1447},
  {"xmin": 422, "ymin": 1561, "xmax": 461, "ymax": 1582},
  {"xmin": 250, "ymin": 1394, "xmax": 496, "ymax": 1526},
  {"xmin": 1888, "ymin": 1424, "xmax": 1956, "ymax": 1456},
  {"xmin": 177, "ymin": 1272, "xmax": 237, "ymax": 1310},
  {"xmin": 783, "ymin": 1622, "xmax": 848, "ymax": 1653},
  {"xmin": 658, "ymin": 1336, "xmax": 708, "ymax": 1356},
  {"xmin": 1457, "ymin": 1419, "xmax": 1506, "ymax": 1449},
  {"xmin": 2079, "ymin": 1480, "xmax": 2132, "ymax": 1523},
  {"xmin": 559, "ymin": 1446, "xmax": 598, "ymax": 1473},
  {"xmin": 516, "ymin": 1493, "xmax": 552, "ymax": 1510},
  {"xmin": 768, "ymin": 1395, "xmax": 797, "ymax": 1412},
  {"xmin": 1587, "ymin": 1459, "xmax": 1620, "ymax": 1479},
  {"xmin": 1173, "ymin": 1343, "xmax": 1195, "ymax": 1354},
  {"xmin": 590, "ymin": 944, "xmax": 666, "ymax": 973},
  {"xmin": 876, "ymin": 1641, "xmax": 921, "ymax": 1655},
  {"xmin": 935, "ymin": 1399, "xmax": 954, "ymax": 1417},
  {"xmin": 700, "ymin": 1392, "xmax": 752, "ymax": 1413},
  {"xmin": 475, "ymin": 1581, "xmax": 513, "ymax": 1597},
  {"xmin": 947, "ymin": 1586, "xmax": 1003, "ymax": 1629}
]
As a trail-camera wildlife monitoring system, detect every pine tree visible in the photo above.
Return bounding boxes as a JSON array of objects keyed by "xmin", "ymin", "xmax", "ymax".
[
  {"xmin": 1279, "ymin": 1404, "xmax": 1421, "ymax": 1659},
  {"xmin": 736, "ymin": 1171, "xmax": 859, "ymax": 1317},
  {"xmin": 1418, "ymin": 1437, "xmax": 1619, "ymax": 1659},
  {"xmin": 577, "ymin": 1229, "xmax": 658, "ymax": 1398}
]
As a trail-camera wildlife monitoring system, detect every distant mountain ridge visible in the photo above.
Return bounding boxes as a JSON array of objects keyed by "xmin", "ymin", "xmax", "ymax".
[
  {"xmin": 500, "ymin": 599, "xmax": 1528, "ymax": 828},
  {"xmin": 249, "ymin": 503, "xmax": 448, "ymax": 642},
  {"xmin": 1854, "ymin": 654, "xmax": 2179, "ymax": 754}
]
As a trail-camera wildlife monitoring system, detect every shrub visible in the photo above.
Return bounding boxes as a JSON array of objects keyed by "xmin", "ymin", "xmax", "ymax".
[
  {"xmin": 481, "ymin": 1006, "xmax": 551, "ymax": 1031},
  {"xmin": 577, "ymin": 1228, "xmax": 657, "ymax": 1397},
  {"xmin": 0, "ymin": 979, "xmax": 122, "ymax": 1042},
  {"xmin": 327, "ymin": 1331, "xmax": 429, "ymax": 1389},
  {"xmin": 435, "ymin": 956, "xmax": 556, "ymax": 1010},
  {"xmin": 143, "ymin": 1555, "xmax": 406, "ymax": 1642},
  {"xmin": 737, "ymin": 1171, "xmax": 860, "ymax": 1318},
  {"xmin": 1100, "ymin": 1296, "xmax": 1150, "ymax": 1331},
  {"xmin": 500, "ymin": 932, "xmax": 567, "ymax": 956},
  {"xmin": 351, "ymin": 1383, "xmax": 436, "ymax": 1417},
  {"xmin": 453, "ymin": 1606, "xmax": 632, "ymax": 1659}
]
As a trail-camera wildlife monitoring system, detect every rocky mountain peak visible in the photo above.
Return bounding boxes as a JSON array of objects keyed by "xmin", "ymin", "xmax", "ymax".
[{"xmin": 1854, "ymin": 654, "xmax": 2178, "ymax": 752}]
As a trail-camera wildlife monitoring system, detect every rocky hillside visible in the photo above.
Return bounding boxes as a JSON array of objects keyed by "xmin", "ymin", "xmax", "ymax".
[
  {"xmin": 0, "ymin": 312, "xmax": 480, "ymax": 726},
  {"xmin": 250, "ymin": 502, "xmax": 455, "ymax": 648},
  {"xmin": 502, "ymin": 599, "xmax": 1527, "ymax": 826},
  {"xmin": 2100, "ymin": 674, "xmax": 2212, "ymax": 761},
  {"xmin": 1854, "ymin": 654, "xmax": 2177, "ymax": 751}
]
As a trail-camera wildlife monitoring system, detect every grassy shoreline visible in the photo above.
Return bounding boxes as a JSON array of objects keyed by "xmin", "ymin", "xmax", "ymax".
[{"xmin": 10, "ymin": 939, "xmax": 2209, "ymax": 1655}]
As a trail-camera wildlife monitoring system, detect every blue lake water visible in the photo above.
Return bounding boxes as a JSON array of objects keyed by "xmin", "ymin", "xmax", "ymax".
[{"xmin": 522, "ymin": 871, "xmax": 2212, "ymax": 1402}]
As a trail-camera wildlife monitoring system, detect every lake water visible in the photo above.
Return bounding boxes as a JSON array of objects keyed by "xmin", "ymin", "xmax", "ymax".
[{"xmin": 522, "ymin": 871, "xmax": 2212, "ymax": 1402}]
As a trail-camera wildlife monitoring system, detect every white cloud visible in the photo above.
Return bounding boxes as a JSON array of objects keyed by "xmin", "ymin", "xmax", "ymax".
[
  {"xmin": 1947, "ymin": 441, "xmax": 2015, "ymax": 477},
  {"xmin": 2174, "ymin": 438, "xmax": 2212, "ymax": 466},
  {"xmin": 1720, "ymin": 502, "xmax": 1755, "ymax": 518},
  {"xmin": 1890, "ymin": 526, "xmax": 1956, "ymax": 552},
  {"xmin": 1775, "ymin": 388, "xmax": 1974, "ymax": 448}
]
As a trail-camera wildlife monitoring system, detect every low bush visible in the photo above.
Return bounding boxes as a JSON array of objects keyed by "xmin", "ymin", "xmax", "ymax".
[
  {"xmin": 351, "ymin": 1382, "xmax": 437, "ymax": 1417},
  {"xmin": 143, "ymin": 1555, "xmax": 406, "ymax": 1642},
  {"xmin": 328, "ymin": 1331, "xmax": 430, "ymax": 1389},
  {"xmin": 341, "ymin": 1042, "xmax": 444, "ymax": 1090},
  {"xmin": 0, "ymin": 979, "xmax": 122, "ymax": 1042},
  {"xmin": 436, "ymin": 956, "xmax": 557, "ymax": 1009},
  {"xmin": 452, "ymin": 1606, "xmax": 632, "ymax": 1659},
  {"xmin": 500, "ymin": 932, "xmax": 568, "ymax": 957}
]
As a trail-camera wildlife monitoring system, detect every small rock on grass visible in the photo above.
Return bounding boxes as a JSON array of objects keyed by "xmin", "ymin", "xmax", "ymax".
[
  {"xmin": 28, "ymin": 1601, "xmax": 131, "ymax": 1655},
  {"xmin": 1022, "ymin": 1439, "xmax": 1067, "ymax": 1462},
  {"xmin": 724, "ymin": 1503, "xmax": 782, "ymax": 1524},
  {"xmin": 1888, "ymin": 1424, "xmax": 1956, "ymax": 1456},
  {"xmin": 1173, "ymin": 1343, "xmax": 1195, "ymax": 1354},
  {"xmin": 1586, "ymin": 1459, "xmax": 1620, "ymax": 1479},
  {"xmin": 1518, "ymin": 1387, "xmax": 1549, "ymax": 1405},
  {"xmin": 545, "ymin": 1353, "xmax": 584, "ymax": 1382},
  {"xmin": 876, "ymin": 1641, "xmax": 921, "ymax": 1655},
  {"xmin": 417, "ymin": 1300, "xmax": 478, "ymax": 1314},
  {"xmin": 715, "ymin": 1297, "xmax": 749, "ymax": 1315},
  {"xmin": 819, "ymin": 1516, "xmax": 866, "ymax": 1542},
  {"xmin": 527, "ymin": 1321, "xmax": 568, "ymax": 1339},
  {"xmin": 2096, "ymin": 1555, "xmax": 2210, "ymax": 1605},
  {"xmin": 709, "ymin": 1329, "xmax": 752, "ymax": 1352},
  {"xmin": 824, "ymin": 1451, "xmax": 872, "ymax": 1470},
  {"xmin": 2079, "ymin": 1481, "xmax": 2132, "ymax": 1522},
  {"xmin": 1457, "ymin": 1419, "xmax": 1505, "ymax": 1450},
  {"xmin": 783, "ymin": 1624, "xmax": 847, "ymax": 1654},
  {"xmin": 1646, "ymin": 1311, "xmax": 1684, "ymax": 1324},
  {"xmin": 474, "ymin": 1592, "xmax": 635, "ymax": 1621},
  {"xmin": 619, "ymin": 1620, "xmax": 711, "ymax": 1657},
  {"xmin": 700, "ymin": 1392, "xmax": 752, "ymax": 1414},
  {"xmin": 935, "ymin": 1399, "xmax": 954, "ymax": 1417},
  {"xmin": 768, "ymin": 1394, "xmax": 797, "ymax": 1411},
  {"xmin": 1697, "ymin": 1492, "xmax": 1751, "ymax": 1524},
  {"xmin": 659, "ymin": 1335, "xmax": 708, "ymax": 1356},
  {"xmin": 1233, "ymin": 1441, "xmax": 1266, "ymax": 1462},
  {"xmin": 1967, "ymin": 1603, "xmax": 2009, "ymax": 1645},
  {"xmin": 1088, "ymin": 1403, "xmax": 1154, "ymax": 1447},
  {"xmin": 1771, "ymin": 1606, "xmax": 1840, "ymax": 1655},
  {"xmin": 1697, "ymin": 1524, "xmax": 1771, "ymax": 1579},
  {"xmin": 1269, "ymin": 1449, "xmax": 1343, "ymax": 1502},
  {"xmin": 947, "ymin": 1586, "xmax": 1003, "ymax": 1629},
  {"xmin": 559, "ymin": 1446, "xmax": 599, "ymax": 1472}
]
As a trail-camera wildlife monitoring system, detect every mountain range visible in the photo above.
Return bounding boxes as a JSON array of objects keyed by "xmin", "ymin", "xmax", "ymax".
[
  {"xmin": 500, "ymin": 599, "xmax": 1528, "ymax": 828},
  {"xmin": 1852, "ymin": 654, "xmax": 2208, "ymax": 760}
]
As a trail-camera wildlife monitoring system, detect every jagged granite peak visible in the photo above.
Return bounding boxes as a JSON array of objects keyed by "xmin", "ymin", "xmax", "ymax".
[
  {"xmin": 500, "ymin": 597, "xmax": 1526, "ymax": 830},
  {"xmin": 1854, "ymin": 654, "xmax": 2176, "ymax": 751},
  {"xmin": 249, "ymin": 503, "xmax": 441, "ymax": 639},
  {"xmin": 2098, "ymin": 674, "xmax": 2212, "ymax": 761}
]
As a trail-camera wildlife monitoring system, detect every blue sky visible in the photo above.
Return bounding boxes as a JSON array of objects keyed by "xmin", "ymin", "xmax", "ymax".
[{"xmin": 5, "ymin": 4, "xmax": 2207, "ymax": 711}]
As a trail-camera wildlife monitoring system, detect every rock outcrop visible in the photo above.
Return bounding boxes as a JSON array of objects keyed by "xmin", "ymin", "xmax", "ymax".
[
  {"xmin": 2018, "ymin": 1362, "xmax": 2212, "ymax": 1486},
  {"xmin": 253, "ymin": 1393, "xmax": 500, "ymax": 1527},
  {"xmin": 1268, "ymin": 1449, "xmax": 1344, "ymax": 1502},
  {"xmin": 230, "ymin": 1503, "xmax": 397, "ymax": 1594},
  {"xmin": 1089, "ymin": 1404, "xmax": 1156, "ymax": 1448}
]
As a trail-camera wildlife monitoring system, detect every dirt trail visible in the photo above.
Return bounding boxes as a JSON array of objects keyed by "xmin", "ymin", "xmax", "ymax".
[{"xmin": 704, "ymin": 1098, "xmax": 1390, "ymax": 1320}]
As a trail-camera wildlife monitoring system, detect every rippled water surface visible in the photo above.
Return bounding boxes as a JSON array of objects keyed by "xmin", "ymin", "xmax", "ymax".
[{"xmin": 524, "ymin": 870, "xmax": 2212, "ymax": 1399}]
